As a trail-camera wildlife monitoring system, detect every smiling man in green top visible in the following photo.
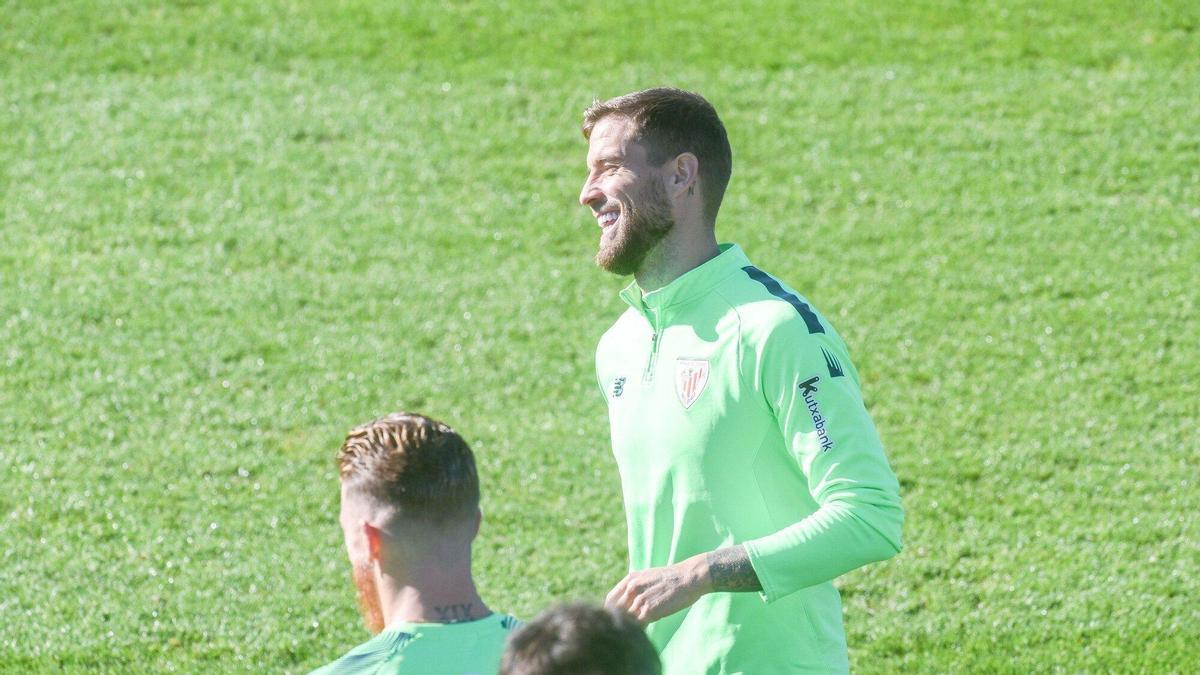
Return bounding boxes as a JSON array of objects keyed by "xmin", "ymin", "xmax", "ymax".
[{"xmin": 578, "ymin": 88, "xmax": 904, "ymax": 674}]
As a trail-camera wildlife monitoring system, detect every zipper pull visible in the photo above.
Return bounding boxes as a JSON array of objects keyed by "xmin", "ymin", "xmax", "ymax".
[{"xmin": 644, "ymin": 330, "xmax": 660, "ymax": 383}]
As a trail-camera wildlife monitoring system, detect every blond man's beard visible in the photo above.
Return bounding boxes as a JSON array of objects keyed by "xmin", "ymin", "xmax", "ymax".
[{"xmin": 352, "ymin": 562, "xmax": 386, "ymax": 634}]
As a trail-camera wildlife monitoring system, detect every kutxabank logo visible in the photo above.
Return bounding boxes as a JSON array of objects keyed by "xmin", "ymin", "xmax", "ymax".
[{"xmin": 798, "ymin": 376, "xmax": 834, "ymax": 452}]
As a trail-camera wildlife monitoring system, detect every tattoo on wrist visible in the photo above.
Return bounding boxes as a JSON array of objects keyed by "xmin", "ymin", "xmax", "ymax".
[
  {"xmin": 433, "ymin": 603, "xmax": 475, "ymax": 623},
  {"xmin": 706, "ymin": 546, "xmax": 762, "ymax": 593}
]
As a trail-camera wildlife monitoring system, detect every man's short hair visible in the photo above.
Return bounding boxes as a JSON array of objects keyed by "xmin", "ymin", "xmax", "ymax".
[
  {"xmin": 336, "ymin": 412, "xmax": 479, "ymax": 523},
  {"xmin": 582, "ymin": 87, "xmax": 733, "ymax": 223},
  {"xmin": 500, "ymin": 603, "xmax": 661, "ymax": 675}
]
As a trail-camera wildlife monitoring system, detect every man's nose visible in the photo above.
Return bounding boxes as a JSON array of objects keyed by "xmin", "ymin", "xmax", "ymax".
[{"xmin": 579, "ymin": 180, "xmax": 603, "ymax": 208}]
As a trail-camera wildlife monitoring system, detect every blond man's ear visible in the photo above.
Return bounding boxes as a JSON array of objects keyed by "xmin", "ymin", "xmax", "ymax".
[{"xmin": 363, "ymin": 521, "xmax": 385, "ymax": 563}]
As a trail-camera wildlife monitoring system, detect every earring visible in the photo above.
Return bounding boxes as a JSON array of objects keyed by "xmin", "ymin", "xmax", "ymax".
[{"xmin": 687, "ymin": 185, "xmax": 695, "ymax": 196}]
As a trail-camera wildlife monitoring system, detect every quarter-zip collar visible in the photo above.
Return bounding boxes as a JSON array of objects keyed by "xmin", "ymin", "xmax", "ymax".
[{"xmin": 619, "ymin": 243, "xmax": 751, "ymax": 326}]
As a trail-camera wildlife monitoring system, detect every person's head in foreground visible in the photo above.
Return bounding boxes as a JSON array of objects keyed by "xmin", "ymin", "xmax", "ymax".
[
  {"xmin": 579, "ymin": 87, "xmax": 731, "ymax": 284},
  {"xmin": 500, "ymin": 603, "xmax": 662, "ymax": 675},
  {"xmin": 313, "ymin": 412, "xmax": 520, "ymax": 674}
]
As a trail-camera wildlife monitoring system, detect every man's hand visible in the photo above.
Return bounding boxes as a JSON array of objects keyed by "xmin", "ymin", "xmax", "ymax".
[{"xmin": 604, "ymin": 553, "xmax": 712, "ymax": 624}]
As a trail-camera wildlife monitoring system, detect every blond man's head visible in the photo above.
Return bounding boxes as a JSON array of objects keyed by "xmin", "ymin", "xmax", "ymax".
[
  {"xmin": 335, "ymin": 412, "xmax": 481, "ymax": 632},
  {"xmin": 337, "ymin": 412, "xmax": 480, "ymax": 524}
]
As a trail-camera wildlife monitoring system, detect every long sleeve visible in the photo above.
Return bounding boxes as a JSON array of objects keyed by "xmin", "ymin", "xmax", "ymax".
[{"xmin": 742, "ymin": 315, "xmax": 903, "ymax": 602}]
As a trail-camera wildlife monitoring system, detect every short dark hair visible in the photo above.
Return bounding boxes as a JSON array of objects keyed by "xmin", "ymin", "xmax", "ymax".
[
  {"xmin": 336, "ymin": 412, "xmax": 479, "ymax": 523},
  {"xmin": 501, "ymin": 603, "xmax": 661, "ymax": 675},
  {"xmin": 582, "ymin": 87, "xmax": 733, "ymax": 223}
]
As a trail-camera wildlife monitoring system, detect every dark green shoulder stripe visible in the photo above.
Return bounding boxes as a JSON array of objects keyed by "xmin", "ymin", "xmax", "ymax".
[
  {"xmin": 316, "ymin": 632, "xmax": 414, "ymax": 675},
  {"xmin": 821, "ymin": 347, "xmax": 845, "ymax": 378},
  {"xmin": 385, "ymin": 632, "xmax": 415, "ymax": 660},
  {"xmin": 742, "ymin": 266, "xmax": 824, "ymax": 334}
]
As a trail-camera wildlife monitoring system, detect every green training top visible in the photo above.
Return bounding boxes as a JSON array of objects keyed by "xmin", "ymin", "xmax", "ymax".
[
  {"xmin": 309, "ymin": 613, "xmax": 521, "ymax": 675},
  {"xmin": 596, "ymin": 243, "xmax": 903, "ymax": 674}
]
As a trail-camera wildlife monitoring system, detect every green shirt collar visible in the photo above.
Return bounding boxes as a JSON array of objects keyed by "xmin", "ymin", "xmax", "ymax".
[{"xmin": 619, "ymin": 243, "xmax": 750, "ymax": 323}]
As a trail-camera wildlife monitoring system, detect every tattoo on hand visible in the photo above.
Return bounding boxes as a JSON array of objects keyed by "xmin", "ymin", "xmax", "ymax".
[
  {"xmin": 434, "ymin": 603, "xmax": 475, "ymax": 623},
  {"xmin": 706, "ymin": 546, "xmax": 762, "ymax": 593}
]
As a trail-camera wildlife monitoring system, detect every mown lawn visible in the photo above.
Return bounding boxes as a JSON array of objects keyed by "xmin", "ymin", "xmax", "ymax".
[{"xmin": 2, "ymin": 1, "xmax": 1197, "ymax": 672}]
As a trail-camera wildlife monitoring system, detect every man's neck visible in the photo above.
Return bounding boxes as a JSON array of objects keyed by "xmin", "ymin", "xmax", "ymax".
[
  {"xmin": 379, "ymin": 568, "xmax": 492, "ymax": 628},
  {"xmin": 635, "ymin": 227, "xmax": 720, "ymax": 293}
]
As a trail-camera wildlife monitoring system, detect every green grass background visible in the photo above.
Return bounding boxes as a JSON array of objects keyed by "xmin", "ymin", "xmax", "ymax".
[{"xmin": 2, "ymin": 0, "xmax": 1198, "ymax": 672}]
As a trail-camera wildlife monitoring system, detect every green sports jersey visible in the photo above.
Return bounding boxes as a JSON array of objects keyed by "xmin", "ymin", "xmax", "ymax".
[
  {"xmin": 596, "ymin": 243, "xmax": 903, "ymax": 674},
  {"xmin": 309, "ymin": 613, "xmax": 521, "ymax": 675}
]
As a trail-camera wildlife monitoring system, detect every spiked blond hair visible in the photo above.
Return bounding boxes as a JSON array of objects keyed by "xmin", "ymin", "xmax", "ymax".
[{"xmin": 336, "ymin": 412, "xmax": 479, "ymax": 523}]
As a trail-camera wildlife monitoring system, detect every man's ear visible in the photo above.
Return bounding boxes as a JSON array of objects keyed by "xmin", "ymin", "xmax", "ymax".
[
  {"xmin": 363, "ymin": 521, "xmax": 385, "ymax": 563},
  {"xmin": 472, "ymin": 508, "xmax": 482, "ymax": 539},
  {"xmin": 670, "ymin": 152, "xmax": 700, "ymax": 198}
]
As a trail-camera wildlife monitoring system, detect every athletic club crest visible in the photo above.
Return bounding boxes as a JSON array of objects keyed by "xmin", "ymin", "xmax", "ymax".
[{"xmin": 675, "ymin": 359, "xmax": 710, "ymax": 409}]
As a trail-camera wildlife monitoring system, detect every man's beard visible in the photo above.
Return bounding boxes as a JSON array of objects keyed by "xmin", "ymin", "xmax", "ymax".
[
  {"xmin": 352, "ymin": 562, "xmax": 386, "ymax": 634},
  {"xmin": 595, "ymin": 179, "xmax": 674, "ymax": 276}
]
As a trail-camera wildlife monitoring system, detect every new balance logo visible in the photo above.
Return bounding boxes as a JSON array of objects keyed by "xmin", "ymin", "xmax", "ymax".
[
  {"xmin": 612, "ymin": 377, "xmax": 626, "ymax": 399},
  {"xmin": 822, "ymin": 348, "xmax": 844, "ymax": 378}
]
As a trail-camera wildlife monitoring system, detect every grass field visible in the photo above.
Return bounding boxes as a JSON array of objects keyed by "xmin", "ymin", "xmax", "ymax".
[{"xmin": 2, "ymin": 1, "xmax": 1198, "ymax": 672}]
